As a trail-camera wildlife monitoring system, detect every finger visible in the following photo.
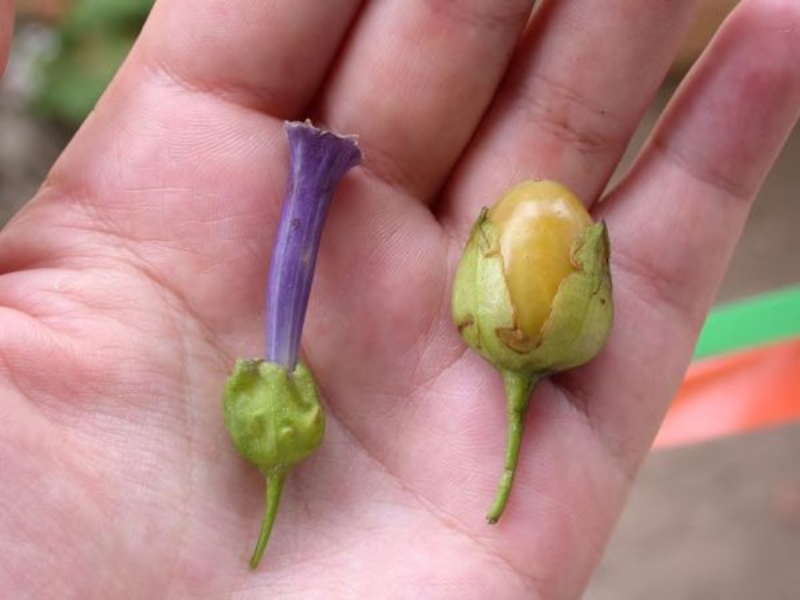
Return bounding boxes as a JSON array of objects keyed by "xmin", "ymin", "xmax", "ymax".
[
  {"xmin": 138, "ymin": 0, "xmax": 364, "ymax": 118},
  {"xmin": 0, "ymin": 0, "xmax": 13, "ymax": 75},
  {"xmin": 440, "ymin": 0, "xmax": 700, "ymax": 233},
  {"xmin": 564, "ymin": 0, "xmax": 800, "ymax": 467},
  {"xmin": 315, "ymin": 0, "xmax": 536, "ymax": 201}
]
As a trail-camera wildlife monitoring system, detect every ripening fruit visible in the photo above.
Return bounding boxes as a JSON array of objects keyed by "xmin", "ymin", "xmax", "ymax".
[{"xmin": 451, "ymin": 179, "xmax": 613, "ymax": 523}]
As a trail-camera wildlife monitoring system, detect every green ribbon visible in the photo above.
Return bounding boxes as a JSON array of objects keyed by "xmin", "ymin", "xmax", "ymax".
[{"xmin": 694, "ymin": 285, "xmax": 800, "ymax": 360}]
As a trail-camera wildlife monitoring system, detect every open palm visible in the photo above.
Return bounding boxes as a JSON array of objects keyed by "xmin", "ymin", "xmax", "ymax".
[{"xmin": 2, "ymin": 1, "xmax": 799, "ymax": 598}]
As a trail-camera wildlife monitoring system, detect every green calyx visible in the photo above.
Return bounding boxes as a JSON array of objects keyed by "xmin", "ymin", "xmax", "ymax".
[
  {"xmin": 223, "ymin": 359, "xmax": 325, "ymax": 568},
  {"xmin": 452, "ymin": 210, "xmax": 612, "ymax": 376}
]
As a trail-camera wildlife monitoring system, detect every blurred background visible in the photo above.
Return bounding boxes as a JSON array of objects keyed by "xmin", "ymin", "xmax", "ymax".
[{"xmin": 1, "ymin": 1, "xmax": 798, "ymax": 597}]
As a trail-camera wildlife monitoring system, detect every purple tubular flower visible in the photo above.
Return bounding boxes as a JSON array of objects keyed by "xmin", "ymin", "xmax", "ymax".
[
  {"xmin": 265, "ymin": 121, "xmax": 362, "ymax": 370},
  {"xmin": 223, "ymin": 121, "xmax": 361, "ymax": 569}
]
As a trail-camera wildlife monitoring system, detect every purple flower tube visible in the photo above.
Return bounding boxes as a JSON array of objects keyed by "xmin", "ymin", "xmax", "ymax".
[
  {"xmin": 223, "ymin": 121, "xmax": 361, "ymax": 569},
  {"xmin": 266, "ymin": 122, "xmax": 362, "ymax": 369}
]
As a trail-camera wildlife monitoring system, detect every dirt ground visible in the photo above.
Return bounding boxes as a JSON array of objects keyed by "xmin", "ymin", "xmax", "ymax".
[
  {"xmin": 2, "ymin": 50, "xmax": 799, "ymax": 600},
  {"xmin": 588, "ymin": 423, "xmax": 800, "ymax": 600},
  {"xmin": 0, "ymin": 92, "xmax": 66, "ymax": 223}
]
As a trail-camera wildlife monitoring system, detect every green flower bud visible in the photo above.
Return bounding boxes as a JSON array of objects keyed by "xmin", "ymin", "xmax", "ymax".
[
  {"xmin": 451, "ymin": 180, "xmax": 613, "ymax": 523},
  {"xmin": 224, "ymin": 359, "xmax": 325, "ymax": 568}
]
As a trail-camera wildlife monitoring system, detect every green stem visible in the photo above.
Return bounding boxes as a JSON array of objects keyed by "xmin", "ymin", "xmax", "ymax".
[
  {"xmin": 486, "ymin": 371, "xmax": 540, "ymax": 524},
  {"xmin": 249, "ymin": 470, "xmax": 288, "ymax": 569}
]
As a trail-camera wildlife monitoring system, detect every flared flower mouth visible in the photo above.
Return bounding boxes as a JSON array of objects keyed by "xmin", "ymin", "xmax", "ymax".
[{"xmin": 265, "ymin": 121, "xmax": 362, "ymax": 370}]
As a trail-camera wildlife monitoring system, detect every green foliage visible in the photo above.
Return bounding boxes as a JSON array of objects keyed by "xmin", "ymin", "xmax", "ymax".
[{"xmin": 32, "ymin": 0, "xmax": 154, "ymax": 127}]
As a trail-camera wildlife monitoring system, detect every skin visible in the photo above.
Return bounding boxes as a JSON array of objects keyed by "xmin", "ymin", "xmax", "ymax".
[
  {"xmin": 0, "ymin": 0, "xmax": 799, "ymax": 598},
  {"xmin": 487, "ymin": 180, "xmax": 593, "ymax": 338}
]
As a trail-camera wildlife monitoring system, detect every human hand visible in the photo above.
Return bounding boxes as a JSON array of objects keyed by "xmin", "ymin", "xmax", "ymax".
[{"xmin": 1, "ymin": 1, "xmax": 798, "ymax": 598}]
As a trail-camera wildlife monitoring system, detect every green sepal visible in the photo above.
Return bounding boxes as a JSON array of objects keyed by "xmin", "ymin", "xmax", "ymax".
[
  {"xmin": 531, "ymin": 221, "xmax": 613, "ymax": 372},
  {"xmin": 224, "ymin": 359, "xmax": 325, "ymax": 474},
  {"xmin": 451, "ymin": 210, "xmax": 522, "ymax": 371}
]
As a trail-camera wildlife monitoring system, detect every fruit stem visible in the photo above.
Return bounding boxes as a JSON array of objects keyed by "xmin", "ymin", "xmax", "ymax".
[
  {"xmin": 486, "ymin": 371, "xmax": 539, "ymax": 524},
  {"xmin": 250, "ymin": 470, "xmax": 288, "ymax": 569}
]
